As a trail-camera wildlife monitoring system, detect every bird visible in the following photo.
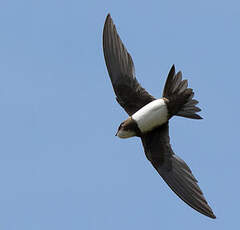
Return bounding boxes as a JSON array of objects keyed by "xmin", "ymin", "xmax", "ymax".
[{"xmin": 102, "ymin": 14, "xmax": 216, "ymax": 219}]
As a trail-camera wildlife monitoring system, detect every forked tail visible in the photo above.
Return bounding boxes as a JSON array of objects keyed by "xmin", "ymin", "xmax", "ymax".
[{"xmin": 163, "ymin": 65, "xmax": 202, "ymax": 119}]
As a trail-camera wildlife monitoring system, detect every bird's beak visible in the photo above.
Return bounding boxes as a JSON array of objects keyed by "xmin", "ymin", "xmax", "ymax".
[{"xmin": 115, "ymin": 131, "xmax": 118, "ymax": 136}]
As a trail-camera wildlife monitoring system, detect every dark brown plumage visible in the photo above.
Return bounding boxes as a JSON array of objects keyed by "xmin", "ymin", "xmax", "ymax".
[
  {"xmin": 103, "ymin": 13, "xmax": 215, "ymax": 219},
  {"xmin": 103, "ymin": 14, "xmax": 155, "ymax": 116},
  {"xmin": 116, "ymin": 117, "xmax": 141, "ymax": 137},
  {"xmin": 163, "ymin": 65, "xmax": 202, "ymax": 119}
]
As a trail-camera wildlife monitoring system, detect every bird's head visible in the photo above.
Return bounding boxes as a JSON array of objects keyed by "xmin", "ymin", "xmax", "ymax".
[{"xmin": 115, "ymin": 117, "xmax": 139, "ymax": 138}]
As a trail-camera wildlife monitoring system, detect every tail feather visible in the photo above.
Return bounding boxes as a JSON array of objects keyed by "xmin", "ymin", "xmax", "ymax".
[
  {"xmin": 176, "ymin": 79, "xmax": 188, "ymax": 94},
  {"xmin": 163, "ymin": 65, "xmax": 202, "ymax": 119},
  {"xmin": 181, "ymin": 106, "xmax": 201, "ymax": 112},
  {"xmin": 185, "ymin": 99, "xmax": 199, "ymax": 107},
  {"xmin": 172, "ymin": 71, "xmax": 182, "ymax": 93}
]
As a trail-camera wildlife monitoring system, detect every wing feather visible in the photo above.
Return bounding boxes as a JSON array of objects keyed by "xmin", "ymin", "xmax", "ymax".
[
  {"xmin": 103, "ymin": 14, "xmax": 155, "ymax": 115},
  {"xmin": 141, "ymin": 123, "xmax": 216, "ymax": 219}
]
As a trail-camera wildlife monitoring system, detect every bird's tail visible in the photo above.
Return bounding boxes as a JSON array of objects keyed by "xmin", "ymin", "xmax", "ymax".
[{"xmin": 162, "ymin": 65, "xmax": 202, "ymax": 119}]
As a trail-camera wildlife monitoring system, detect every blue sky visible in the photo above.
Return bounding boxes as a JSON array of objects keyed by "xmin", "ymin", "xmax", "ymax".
[{"xmin": 0, "ymin": 0, "xmax": 238, "ymax": 229}]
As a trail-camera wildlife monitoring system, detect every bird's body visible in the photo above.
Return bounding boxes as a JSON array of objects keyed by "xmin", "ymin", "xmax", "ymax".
[
  {"xmin": 117, "ymin": 99, "xmax": 168, "ymax": 138},
  {"xmin": 103, "ymin": 14, "xmax": 215, "ymax": 219},
  {"xmin": 132, "ymin": 98, "xmax": 168, "ymax": 133}
]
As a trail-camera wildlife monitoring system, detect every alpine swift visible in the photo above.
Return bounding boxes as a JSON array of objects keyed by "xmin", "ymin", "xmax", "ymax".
[{"xmin": 103, "ymin": 14, "xmax": 215, "ymax": 219}]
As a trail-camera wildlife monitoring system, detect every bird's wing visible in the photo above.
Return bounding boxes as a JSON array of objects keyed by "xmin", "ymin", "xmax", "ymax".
[
  {"xmin": 141, "ymin": 123, "xmax": 216, "ymax": 219},
  {"xmin": 103, "ymin": 14, "xmax": 155, "ymax": 116}
]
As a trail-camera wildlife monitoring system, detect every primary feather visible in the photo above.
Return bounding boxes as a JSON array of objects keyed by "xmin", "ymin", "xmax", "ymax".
[{"xmin": 103, "ymin": 14, "xmax": 215, "ymax": 219}]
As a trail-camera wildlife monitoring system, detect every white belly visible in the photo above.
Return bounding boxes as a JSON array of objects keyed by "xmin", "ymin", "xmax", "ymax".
[{"xmin": 132, "ymin": 99, "xmax": 168, "ymax": 133}]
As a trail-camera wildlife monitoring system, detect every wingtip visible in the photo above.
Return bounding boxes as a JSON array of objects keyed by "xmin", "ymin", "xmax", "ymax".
[
  {"xmin": 104, "ymin": 13, "xmax": 114, "ymax": 34},
  {"xmin": 105, "ymin": 13, "xmax": 112, "ymax": 23},
  {"xmin": 211, "ymin": 213, "xmax": 216, "ymax": 219},
  {"xmin": 206, "ymin": 210, "xmax": 216, "ymax": 219},
  {"xmin": 103, "ymin": 13, "xmax": 113, "ymax": 44},
  {"xmin": 203, "ymin": 205, "xmax": 216, "ymax": 219}
]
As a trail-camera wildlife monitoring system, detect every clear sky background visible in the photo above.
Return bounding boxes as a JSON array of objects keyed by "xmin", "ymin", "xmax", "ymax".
[{"xmin": 0, "ymin": 0, "xmax": 238, "ymax": 229}]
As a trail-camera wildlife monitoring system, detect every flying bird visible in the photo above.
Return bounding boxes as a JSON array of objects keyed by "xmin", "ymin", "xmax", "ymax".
[{"xmin": 103, "ymin": 14, "xmax": 215, "ymax": 219}]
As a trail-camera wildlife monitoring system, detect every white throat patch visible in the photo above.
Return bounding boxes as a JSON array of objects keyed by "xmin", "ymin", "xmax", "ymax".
[{"xmin": 132, "ymin": 98, "xmax": 168, "ymax": 133}]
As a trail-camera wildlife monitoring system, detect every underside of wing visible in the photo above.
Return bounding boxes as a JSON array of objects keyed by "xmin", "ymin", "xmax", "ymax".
[
  {"xmin": 103, "ymin": 14, "xmax": 155, "ymax": 116},
  {"xmin": 141, "ymin": 124, "xmax": 216, "ymax": 219},
  {"xmin": 158, "ymin": 154, "xmax": 216, "ymax": 218}
]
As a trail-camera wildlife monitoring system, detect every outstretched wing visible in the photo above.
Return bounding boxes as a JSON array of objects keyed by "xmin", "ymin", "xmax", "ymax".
[
  {"xmin": 141, "ymin": 123, "xmax": 216, "ymax": 219},
  {"xmin": 103, "ymin": 14, "xmax": 155, "ymax": 116}
]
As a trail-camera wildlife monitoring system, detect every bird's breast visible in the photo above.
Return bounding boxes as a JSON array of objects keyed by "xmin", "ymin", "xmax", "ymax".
[{"xmin": 132, "ymin": 98, "xmax": 168, "ymax": 133}]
